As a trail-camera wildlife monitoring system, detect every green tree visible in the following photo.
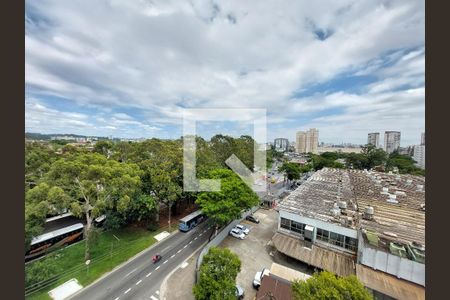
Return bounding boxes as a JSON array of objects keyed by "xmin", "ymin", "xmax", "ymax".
[
  {"xmin": 196, "ymin": 169, "xmax": 259, "ymax": 234},
  {"xmin": 138, "ymin": 139, "xmax": 183, "ymax": 229},
  {"xmin": 25, "ymin": 142, "xmax": 58, "ymax": 188},
  {"xmin": 292, "ymin": 271, "xmax": 372, "ymax": 300},
  {"xmin": 278, "ymin": 162, "xmax": 302, "ymax": 181},
  {"xmin": 25, "ymin": 182, "xmax": 70, "ymax": 250},
  {"xmin": 93, "ymin": 140, "xmax": 114, "ymax": 157},
  {"xmin": 362, "ymin": 144, "xmax": 387, "ymax": 169},
  {"xmin": 45, "ymin": 153, "xmax": 142, "ymax": 260},
  {"xmin": 193, "ymin": 247, "xmax": 241, "ymax": 300}
]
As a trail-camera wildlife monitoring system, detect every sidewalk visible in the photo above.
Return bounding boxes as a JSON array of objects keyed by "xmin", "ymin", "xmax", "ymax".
[{"xmin": 162, "ymin": 248, "xmax": 200, "ymax": 300}]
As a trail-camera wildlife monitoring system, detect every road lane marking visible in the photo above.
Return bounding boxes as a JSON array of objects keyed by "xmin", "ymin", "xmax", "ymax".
[
  {"xmin": 163, "ymin": 260, "xmax": 168, "ymax": 264},
  {"xmin": 114, "ymin": 297, "xmax": 119, "ymax": 300},
  {"xmin": 177, "ymin": 249, "xmax": 181, "ymax": 254},
  {"xmin": 171, "ymin": 254, "xmax": 175, "ymax": 259},
  {"xmin": 156, "ymin": 291, "xmax": 160, "ymax": 295},
  {"xmin": 125, "ymin": 268, "xmax": 137, "ymax": 277},
  {"xmin": 183, "ymin": 245, "xmax": 187, "ymax": 249},
  {"xmin": 150, "ymin": 296, "xmax": 158, "ymax": 300},
  {"xmin": 124, "ymin": 288, "xmax": 131, "ymax": 294},
  {"xmin": 136, "ymin": 280, "xmax": 142, "ymax": 285},
  {"xmin": 194, "ymin": 237, "xmax": 198, "ymax": 240},
  {"xmin": 155, "ymin": 266, "xmax": 160, "ymax": 270},
  {"xmin": 189, "ymin": 241, "xmax": 192, "ymax": 244},
  {"xmin": 146, "ymin": 272, "xmax": 152, "ymax": 277},
  {"xmin": 199, "ymin": 233, "xmax": 203, "ymax": 236}
]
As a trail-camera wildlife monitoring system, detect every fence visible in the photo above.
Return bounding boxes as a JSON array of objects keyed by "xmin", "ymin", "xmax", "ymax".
[{"xmin": 195, "ymin": 206, "xmax": 259, "ymax": 282}]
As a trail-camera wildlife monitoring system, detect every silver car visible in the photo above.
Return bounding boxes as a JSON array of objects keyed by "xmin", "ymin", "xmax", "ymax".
[
  {"xmin": 235, "ymin": 224, "xmax": 250, "ymax": 235},
  {"xmin": 230, "ymin": 228, "xmax": 245, "ymax": 239}
]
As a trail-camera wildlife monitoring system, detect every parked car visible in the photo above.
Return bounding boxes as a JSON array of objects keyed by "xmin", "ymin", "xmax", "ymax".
[
  {"xmin": 235, "ymin": 285, "xmax": 245, "ymax": 299},
  {"xmin": 230, "ymin": 228, "xmax": 245, "ymax": 239},
  {"xmin": 253, "ymin": 268, "xmax": 270, "ymax": 289},
  {"xmin": 246, "ymin": 215, "xmax": 260, "ymax": 224},
  {"xmin": 235, "ymin": 224, "xmax": 249, "ymax": 235}
]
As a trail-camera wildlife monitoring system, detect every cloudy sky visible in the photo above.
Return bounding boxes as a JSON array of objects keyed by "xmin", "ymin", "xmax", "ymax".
[{"xmin": 25, "ymin": 0, "xmax": 424, "ymax": 145}]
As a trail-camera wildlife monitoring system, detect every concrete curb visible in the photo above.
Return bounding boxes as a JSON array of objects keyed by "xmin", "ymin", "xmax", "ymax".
[
  {"xmin": 67, "ymin": 228, "xmax": 179, "ymax": 300},
  {"xmin": 159, "ymin": 242, "xmax": 207, "ymax": 300}
]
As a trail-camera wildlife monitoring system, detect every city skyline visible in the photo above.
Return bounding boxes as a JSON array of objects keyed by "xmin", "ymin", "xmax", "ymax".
[{"xmin": 25, "ymin": 0, "xmax": 424, "ymax": 145}]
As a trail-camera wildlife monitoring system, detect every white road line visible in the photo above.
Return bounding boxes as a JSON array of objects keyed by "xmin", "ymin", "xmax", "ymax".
[
  {"xmin": 194, "ymin": 237, "xmax": 198, "ymax": 240},
  {"xmin": 171, "ymin": 254, "xmax": 175, "ymax": 259},
  {"xmin": 199, "ymin": 233, "xmax": 203, "ymax": 236},
  {"xmin": 136, "ymin": 280, "xmax": 142, "ymax": 285},
  {"xmin": 177, "ymin": 249, "xmax": 181, "ymax": 254},
  {"xmin": 163, "ymin": 260, "xmax": 168, "ymax": 264},
  {"xmin": 150, "ymin": 296, "xmax": 158, "ymax": 300},
  {"xmin": 124, "ymin": 288, "xmax": 131, "ymax": 294},
  {"xmin": 124, "ymin": 268, "xmax": 137, "ymax": 277},
  {"xmin": 146, "ymin": 272, "xmax": 152, "ymax": 277},
  {"xmin": 155, "ymin": 266, "xmax": 160, "ymax": 270},
  {"xmin": 156, "ymin": 291, "xmax": 160, "ymax": 295},
  {"xmin": 189, "ymin": 241, "xmax": 193, "ymax": 244},
  {"xmin": 183, "ymin": 245, "xmax": 187, "ymax": 249},
  {"xmin": 114, "ymin": 297, "xmax": 119, "ymax": 300}
]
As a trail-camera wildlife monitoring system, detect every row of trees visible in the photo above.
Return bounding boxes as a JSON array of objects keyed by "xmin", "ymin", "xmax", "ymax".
[
  {"xmin": 25, "ymin": 135, "xmax": 261, "ymax": 260},
  {"xmin": 274, "ymin": 144, "xmax": 424, "ymax": 176}
]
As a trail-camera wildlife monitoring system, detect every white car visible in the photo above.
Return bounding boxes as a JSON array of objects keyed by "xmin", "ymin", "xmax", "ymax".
[
  {"xmin": 235, "ymin": 224, "xmax": 249, "ymax": 235},
  {"xmin": 253, "ymin": 268, "xmax": 270, "ymax": 289},
  {"xmin": 230, "ymin": 228, "xmax": 245, "ymax": 239}
]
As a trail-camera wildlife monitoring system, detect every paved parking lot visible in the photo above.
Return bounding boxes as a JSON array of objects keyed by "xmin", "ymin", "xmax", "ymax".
[
  {"xmin": 219, "ymin": 208, "xmax": 315, "ymax": 300},
  {"xmin": 219, "ymin": 209, "xmax": 279, "ymax": 300}
]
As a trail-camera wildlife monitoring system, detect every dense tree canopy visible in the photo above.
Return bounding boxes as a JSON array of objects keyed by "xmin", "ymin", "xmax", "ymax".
[
  {"xmin": 193, "ymin": 247, "xmax": 241, "ymax": 300},
  {"xmin": 292, "ymin": 271, "xmax": 372, "ymax": 300},
  {"xmin": 196, "ymin": 169, "xmax": 259, "ymax": 228},
  {"xmin": 278, "ymin": 162, "xmax": 302, "ymax": 181},
  {"xmin": 44, "ymin": 153, "xmax": 143, "ymax": 260}
]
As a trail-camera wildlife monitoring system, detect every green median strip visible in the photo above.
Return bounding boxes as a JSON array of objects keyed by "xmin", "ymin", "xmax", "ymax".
[{"xmin": 25, "ymin": 226, "xmax": 177, "ymax": 300}]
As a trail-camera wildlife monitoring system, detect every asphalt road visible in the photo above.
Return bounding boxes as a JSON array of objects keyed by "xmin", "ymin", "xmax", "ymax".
[{"xmin": 70, "ymin": 221, "xmax": 214, "ymax": 300}]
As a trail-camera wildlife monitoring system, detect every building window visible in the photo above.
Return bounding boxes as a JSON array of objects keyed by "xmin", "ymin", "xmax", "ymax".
[
  {"xmin": 316, "ymin": 228, "xmax": 329, "ymax": 242},
  {"xmin": 344, "ymin": 236, "xmax": 357, "ymax": 251},
  {"xmin": 280, "ymin": 217, "xmax": 290, "ymax": 230},
  {"xmin": 280, "ymin": 218, "xmax": 307, "ymax": 236},
  {"xmin": 291, "ymin": 220, "xmax": 305, "ymax": 235},
  {"xmin": 329, "ymin": 232, "xmax": 345, "ymax": 248}
]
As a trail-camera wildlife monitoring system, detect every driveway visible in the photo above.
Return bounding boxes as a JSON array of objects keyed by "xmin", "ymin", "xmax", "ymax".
[{"xmin": 219, "ymin": 209, "xmax": 278, "ymax": 300}]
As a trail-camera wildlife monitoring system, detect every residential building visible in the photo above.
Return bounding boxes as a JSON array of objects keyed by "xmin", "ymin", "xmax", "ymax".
[
  {"xmin": 273, "ymin": 168, "xmax": 425, "ymax": 300},
  {"xmin": 274, "ymin": 138, "xmax": 289, "ymax": 152},
  {"xmin": 398, "ymin": 146, "xmax": 414, "ymax": 156},
  {"xmin": 384, "ymin": 131, "xmax": 401, "ymax": 154},
  {"xmin": 420, "ymin": 132, "xmax": 425, "ymax": 146},
  {"xmin": 413, "ymin": 145, "xmax": 425, "ymax": 169},
  {"xmin": 367, "ymin": 132, "xmax": 380, "ymax": 148},
  {"xmin": 296, "ymin": 128, "xmax": 319, "ymax": 154}
]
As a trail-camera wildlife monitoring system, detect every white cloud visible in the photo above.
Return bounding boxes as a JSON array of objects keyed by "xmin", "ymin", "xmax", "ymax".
[{"xmin": 25, "ymin": 0, "xmax": 424, "ymax": 144}]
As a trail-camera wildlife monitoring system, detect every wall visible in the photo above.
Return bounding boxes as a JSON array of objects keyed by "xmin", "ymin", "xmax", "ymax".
[{"xmin": 357, "ymin": 232, "xmax": 425, "ymax": 286}]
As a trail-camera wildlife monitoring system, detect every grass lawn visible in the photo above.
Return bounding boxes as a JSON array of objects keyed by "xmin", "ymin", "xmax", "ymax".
[{"xmin": 25, "ymin": 225, "xmax": 177, "ymax": 300}]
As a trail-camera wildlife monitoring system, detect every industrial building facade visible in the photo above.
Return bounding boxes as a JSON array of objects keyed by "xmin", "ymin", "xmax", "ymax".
[{"xmin": 273, "ymin": 168, "xmax": 425, "ymax": 300}]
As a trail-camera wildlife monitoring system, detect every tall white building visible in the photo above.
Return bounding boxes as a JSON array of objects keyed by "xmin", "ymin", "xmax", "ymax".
[
  {"xmin": 413, "ymin": 145, "xmax": 425, "ymax": 169},
  {"xmin": 296, "ymin": 128, "xmax": 319, "ymax": 154},
  {"xmin": 384, "ymin": 131, "xmax": 401, "ymax": 154},
  {"xmin": 367, "ymin": 132, "xmax": 380, "ymax": 148}
]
